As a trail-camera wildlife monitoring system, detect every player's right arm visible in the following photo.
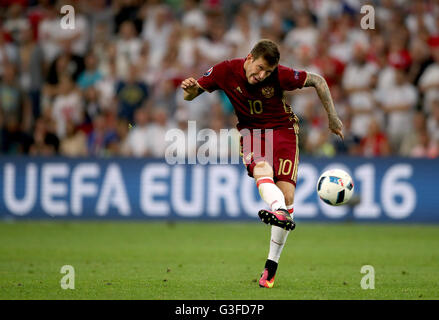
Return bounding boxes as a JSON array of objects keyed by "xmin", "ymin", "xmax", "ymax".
[
  {"xmin": 304, "ymin": 72, "xmax": 344, "ymax": 140},
  {"xmin": 181, "ymin": 77, "xmax": 205, "ymax": 101},
  {"xmin": 182, "ymin": 62, "xmax": 227, "ymax": 101}
]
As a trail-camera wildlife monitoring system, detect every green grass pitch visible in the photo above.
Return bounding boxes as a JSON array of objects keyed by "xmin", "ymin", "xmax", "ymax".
[{"xmin": 0, "ymin": 221, "xmax": 438, "ymax": 300}]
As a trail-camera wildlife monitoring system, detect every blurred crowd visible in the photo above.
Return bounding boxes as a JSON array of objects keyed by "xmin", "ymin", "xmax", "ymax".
[{"xmin": 1, "ymin": 0, "xmax": 439, "ymax": 158}]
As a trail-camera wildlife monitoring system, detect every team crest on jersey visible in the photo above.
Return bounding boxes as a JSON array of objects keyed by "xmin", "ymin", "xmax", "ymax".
[
  {"xmin": 294, "ymin": 70, "xmax": 300, "ymax": 80},
  {"xmin": 203, "ymin": 67, "xmax": 213, "ymax": 77},
  {"xmin": 261, "ymin": 86, "xmax": 274, "ymax": 98}
]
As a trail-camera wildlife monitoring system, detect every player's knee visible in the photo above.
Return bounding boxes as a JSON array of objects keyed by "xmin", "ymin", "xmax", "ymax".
[{"xmin": 253, "ymin": 161, "xmax": 273, "ymax": 178}]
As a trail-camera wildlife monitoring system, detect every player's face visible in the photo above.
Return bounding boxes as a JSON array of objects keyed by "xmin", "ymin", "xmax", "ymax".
[{"xmin": 245, "ymin": 55, "xmax": 277, "ymax": 85}]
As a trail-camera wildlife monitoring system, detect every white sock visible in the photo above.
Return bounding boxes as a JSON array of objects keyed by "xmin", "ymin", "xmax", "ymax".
[
  {"xmin": 268, "ymin": 226, "xmax": 290, "ymax": 263},
  {"xmin": 286, "ymin": 204, "xmax": 294, "ymax": 220},
  {"xmin": 268, "ymin": 205, "xmax": 294, "ymax": 263},
  {"xmin": 256, "ymin": 177, "xmax": 286, "ymax": 211}
]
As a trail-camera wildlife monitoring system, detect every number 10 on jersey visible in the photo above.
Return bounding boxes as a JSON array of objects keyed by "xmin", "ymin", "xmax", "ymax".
[{"xmin": 248, "ymin": 100, "xmax": 263, "ymax": 114}]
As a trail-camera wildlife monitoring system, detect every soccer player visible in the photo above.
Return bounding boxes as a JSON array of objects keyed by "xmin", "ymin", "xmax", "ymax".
[{"xmin": 181, "ymin": 39, "xmax": 343, "ymax": 288}]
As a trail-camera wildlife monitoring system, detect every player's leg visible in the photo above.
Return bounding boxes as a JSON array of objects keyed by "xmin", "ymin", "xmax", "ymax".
[
  {"xmin": 259, "ymin": 128, "xmax": 298, "ymax": 288},
  {"xmin": 240, "ymin": 129, "xmax": 295, "ymax": 287},
  {"xmin": 268, "ymin": 181, "xmax": 295, "ymax": 261},
  {"xmin": 259, "ymin": 181, "xmax": 296, "ymax": 288},
  {"xmin": 277, "ymin": 180, "xmax": 295, "ymax": 218}
]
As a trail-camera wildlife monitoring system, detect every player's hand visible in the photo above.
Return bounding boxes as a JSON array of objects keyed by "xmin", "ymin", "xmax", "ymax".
[
  {"xmin": 328, "ymin": 115, "xmax": 344, "ymax": 140},
  {"xmin": 181, "ymin": 77, "xmax": 199, "ymax": 93},
  {"xmin": 181, "ymin": 77, "xmax": 203, "ymax": 100}
]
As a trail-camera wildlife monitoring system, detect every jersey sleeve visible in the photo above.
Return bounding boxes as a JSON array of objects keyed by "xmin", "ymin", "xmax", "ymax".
[
  {"xmin": 197, "ymin": 60, "xmax": 228, "ymax": 92},
  {"xmin": 278, "ymin": 65, "xmax": 308, "ymax": 91}
]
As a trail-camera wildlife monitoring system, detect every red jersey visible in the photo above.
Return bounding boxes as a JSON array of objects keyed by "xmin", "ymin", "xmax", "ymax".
[{"xmin": 197, "ymin": 58, "xmax": 307, "ymax": 130}]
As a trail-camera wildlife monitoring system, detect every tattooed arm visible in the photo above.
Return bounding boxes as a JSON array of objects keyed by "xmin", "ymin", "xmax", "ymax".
[
  {"xmin": 304, "ymin": 72, "xmax": 344, "ymax": 139},
  {"xmin": 181, "ymin": 77, "xmax": 205, "ymax": 101}
]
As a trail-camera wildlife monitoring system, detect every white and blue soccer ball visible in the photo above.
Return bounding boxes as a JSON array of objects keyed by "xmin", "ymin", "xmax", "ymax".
[{"xmin": 316, "ymin": 169, "xmax": 354, "ymax": 206}]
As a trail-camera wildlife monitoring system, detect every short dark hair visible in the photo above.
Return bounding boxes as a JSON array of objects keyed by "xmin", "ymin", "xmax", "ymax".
[{"xmin": 250, "ymin": 39, "xmax": 280, "ymax": 66}]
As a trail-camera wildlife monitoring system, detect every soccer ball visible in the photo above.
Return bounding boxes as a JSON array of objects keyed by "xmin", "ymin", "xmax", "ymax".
[{"xmin": 316, "ymin": 169, "xmax": 354, "ymax": 206}]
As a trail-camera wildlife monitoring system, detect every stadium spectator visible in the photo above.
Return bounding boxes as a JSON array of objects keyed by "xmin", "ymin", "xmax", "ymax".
[
  {"xmin": 287, "ymin": 45, "xmax": 319, "ymax": 119},
  {"xmin": 125, "ymin": 107, "xmax": 152, "ymax": 157},
  {"xmin": 342, "ymin": 43, "xmax": 378, "ymax": 138},
  {"xmin": 95, "ymin": 56, "xmax": 118, "ymax": 111},
  {"xmin": 332, "ymin": 114, "xmax": 362, "ymax": 156},
  {"xmin": 427, "ymin": 98, "xmax": 439, "ymax": 142},
  {"xmin": 77, "ymin": 52, "xmax": 103, "ymax": 90},
  {"xmin": 147, "ymin": 107, "xmax": 174, "ymax": 158},
  {"xmin": 171, "ymin": 107, "xmax": 198, "ymax": 160},
  {"xmin": 1, "ymin": 113, "xmax": 32, "ymax": 154},
  {"xmin": 135, "ymin": 41, "xmax": 153, "ymax": 85},
  {"xmin": 87, "ymin": 112, "xmax": 118, "ymax": 157},
  {"xmin": 115, "ymin": 63, "xmax": 149, "ymax": 123},
  {"xmin": 180, "ymin": 0, "xmax": 207, "ymax": 34},
  {"xmin": 387, "ymin": 32, "xmax": 412, "ymax": 73},
  {"xmin": 409, "ymin": 128, "xmax": 439, "ymax": 158},
  {"xmin": 0, "ymin": 64, "xmax": 30, "ymax": 131},
  {"xmin": 405, "ymin": 0, "xmax": 437, "ymax": 37},
  {"xmin": 200, "ymin": 115, "xmax": 240, "ymax": 161},
  {"xmin": 224, "ymin": 10, "xmax": 256, "ymax": 58},
  {"xmin": 86, "ymin": 0, "xmax": 115, "ymax": 44},
  {"xmin": 359, "ymin": 117, "xmax": 391, "ymax": 157},
  {"xmin": 3, "ymin": 2, "xmax": 29, "ymax": 44},
  {"xmin": 83, "ymin": 86, "xmax": 103, "ymax": 124},
  {"xmin": 16, "ymin": 27, "xmax": 45, "ymax": 120},
  {"xmin": 38, "ymin": 2, "xmax": 89, "ymax": 62},
  {"xmin": 29, "ymin": 116, "xmax": 59, "ymax": 156},
  {"xmin": 92, "ymin": 27, "xmax": 115, "ymax": 78},
  {"xmin": 328, "ymin": 13, "xmax": 356, "ymax": 64},
  {"xmin": 284, "ymin": 11, "xmax": 319, "ymax": 51},
  {"xmin": 312, "ymin": 34, "xmax": 345, "ymax": 88},
  {"xmin": 376, "ymin": 67, "xmax": 418, "ymax": 153},
  {"xmin": 177, "ymin": 20, "xmax": 203, "ymax": 71},
  {"xmin": 141, "ymin": 4, "xmax": 174, "ymax": 68},
  {"xmin": 400, "ymin": 110, "xmax": 428, "ymax": 156},
  {"xmin": 376, "ymin": 0, "xmax": 396, "ymax": 27},
  {"xmin": 44, "ymin": 45, "xmax": 85, "ymax": 99},
  {"xmin": 51, "ymin": 73, "xmax": 84, "ymax": 139},
  {"xmin": 419, "ymin": 44, "xmax": 439, "ymax": 114},
  {"xmin": 407, "ymin": 37, "xmax": 433, "ymax": 86},
  {"xmin": 114, "ymin": 118, "xmax": 131, "ymax": 156},
  {"xmin": 59, "ymin": 119, "xmax": 87, "ymax": 157},
  {"xmin": 306, "ymin": 129, "xmax": 336, "ymax": 158},
  {"xmin": 0, "ymin": 26, "xmax": 18, "ymax": 77},
  {"xmin": 303, "ymin": 102, "xmax": 330, "ymax": 156},
  {"xmin": 113, "ymin": 0, "xmax": 143, "ymax": 35},
  {"xmin": 175, "ymin": 83, "xmax": 221, "ymax": 129},
  {"xmin": 197, "ymin": 13, "xmax": 232, "ymax": 65},
  {"xmin": 148, "ymin": 28, "xmax": 183, "ymax": 116},
  {"xmin": 115, "ymin": 20, "xmax": 142, "ymax": 79}
]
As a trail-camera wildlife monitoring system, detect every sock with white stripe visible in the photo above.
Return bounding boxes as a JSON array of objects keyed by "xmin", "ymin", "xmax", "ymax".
[
  {"xmin": 267, "ymin": 205, "xmax": 294, "ymax": 263},
  {"xmin": 256, "ymin": 177, "xmax": 286, "ymax": 211},
  {"xmin": 268, "ymin": 225, "xmax": 290, "ymax": 263}
]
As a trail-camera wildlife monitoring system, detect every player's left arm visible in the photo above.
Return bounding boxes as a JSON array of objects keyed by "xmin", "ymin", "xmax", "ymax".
[{"xmin": 304, "ymin": 72, "xmax": 344, "ymax": 140}]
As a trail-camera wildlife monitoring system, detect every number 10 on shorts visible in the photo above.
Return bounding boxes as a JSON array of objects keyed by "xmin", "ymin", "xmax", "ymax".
[
  {"xmin": 278, "ymin": 157, "xmax": 298, "ymax": 182},
  {"xmin": 278, "ymin": 158, "xmax": 293, "ymax": 177}
]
